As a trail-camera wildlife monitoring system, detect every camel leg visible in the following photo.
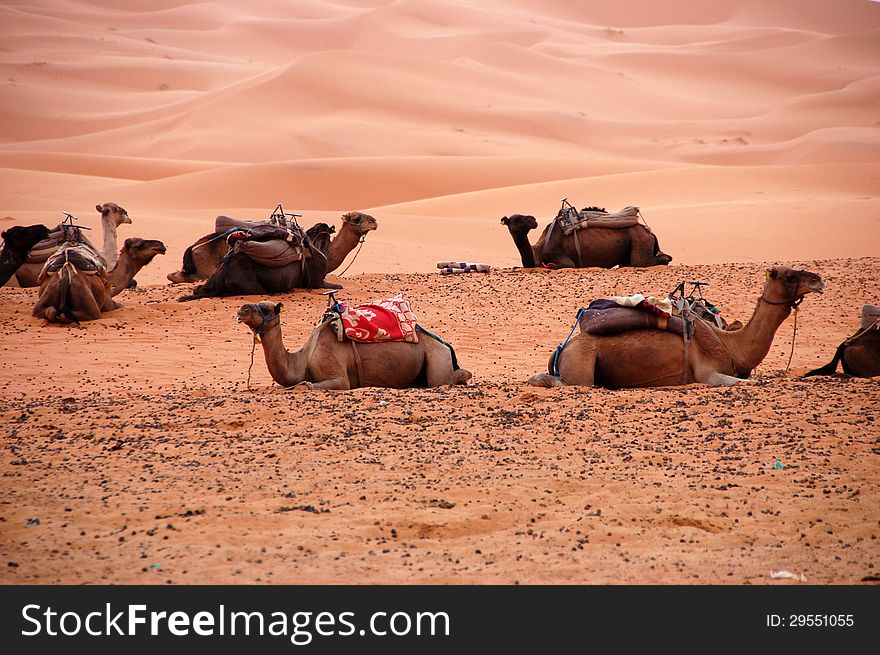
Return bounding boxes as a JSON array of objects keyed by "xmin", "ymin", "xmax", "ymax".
[
  {"xmin": 423, "ymin": 341, "xmax": 458, "ymax": 386},
  {"xmin": 308, "ymin": 377, "xmax": 352, "ymax": 390},
  {"xmin": 527, "ymin": 372, "xmax": 566, "ymax": 387},
  {"xmin": 32, "ymin": 284, "xmax": 61, "ymax": 319},
  {"xmin": 703, "ymin": 372, "xmax": 744, "ymax": 386},
  {"xmin": 543, "ymin": 254, "xmax": 577, "ymax": 269}
]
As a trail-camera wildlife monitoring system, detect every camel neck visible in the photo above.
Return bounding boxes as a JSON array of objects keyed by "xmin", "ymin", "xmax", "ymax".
[
  {"xmin": 107, "ymin": 254, "xmax": 138, "ymax": 297},
  {"xmin": 258, "ymin": 324, "xmax": 306, "ymax": 388},
  {"xmin": 717, "ymin": 297, "xmax": 793, "ymax": 372},
  {"xmin": 327, "ymin": 223, "xmax": 361, "ymax": 272},
  {"xmin": 101, "ymin": 216, "xmax": 119, "ymax": 269},
  {"xmin": 510, "ymin": 230, "xmax": 537, "ymax": 268}
]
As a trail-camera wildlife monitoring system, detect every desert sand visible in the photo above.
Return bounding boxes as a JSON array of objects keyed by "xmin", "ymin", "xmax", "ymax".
[{"xmin": 0, "ymin": 0, "xmax": 878, "ymax": 584}]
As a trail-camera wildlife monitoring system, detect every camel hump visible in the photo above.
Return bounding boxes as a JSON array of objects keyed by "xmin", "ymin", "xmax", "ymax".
[{"xmin": 861, "ymin": 304, "xmax": 880, "ymax": 330}]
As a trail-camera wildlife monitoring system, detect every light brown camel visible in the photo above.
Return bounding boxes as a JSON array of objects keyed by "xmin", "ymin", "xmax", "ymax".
[
  {"xmin": 528, "ymin": 266, "xmax": 824, "ymax": 388},
  {"xmin": 804, "ymin": 304, "xmax": 880, "ymax": 378},
  {"xmin": 11, "ymin": 203, "xmax": 132, "ymax": 287},
  {"xmin": 237, "ymin": 301, "xmax": 472, "ymax": 389},
  {"xmin": 33, "ymin": 238, "xmax": 166, "ymax": 323},
  {"xmin": 167, "ymin": 212, "xmax": 378, "ymax": 283},
  {"xmin": 501, "ymin": 210, "xmax": 672, "ymax": 269}
]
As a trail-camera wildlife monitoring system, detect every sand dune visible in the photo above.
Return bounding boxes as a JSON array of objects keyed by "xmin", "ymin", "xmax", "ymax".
[{"xmin": 1, "ymin": 0, "xmax": 879, "ymax": 584}]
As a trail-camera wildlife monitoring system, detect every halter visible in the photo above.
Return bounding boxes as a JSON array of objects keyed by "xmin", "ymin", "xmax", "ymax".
[
  {"xmin": 250, "ymin": 303, "xmax": 280, "ymax": 337},
  {"xmin": 758, "ymin": 269, "xmax": 806, "ymax": 310}
]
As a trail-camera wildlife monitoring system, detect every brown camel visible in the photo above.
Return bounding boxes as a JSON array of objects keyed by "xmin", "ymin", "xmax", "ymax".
[
  {"xmin": 167, "ymin": 211, "xmax": 378, "ymax": 283},
  {"xmin": 528, "ymin": 266, "xmax": 824, "ymax": 388},
  {"xmin": 501, "ymin": 208, "xmax": 672, "ymax": 269},
  {"xmin": 0, "ymin": 224, "xmax": 51, "ymax": 286},
  {"xmin": 11, "ymin": 203, "xmax": 132, "ymax": 287},
  {"xmin": 804, "ymin": 304, "xmax": 880, "ymax": 378},
  {"xmin": 237, "ymin": 301, "xmax": 472, "ymax": 389},
  {"xmin": 178, "ymin": 223, "xmax": 336, "ymax": 301},
  {"xmin": 33, "ymin": 238, "xmax": 166, "ymax": 323}
]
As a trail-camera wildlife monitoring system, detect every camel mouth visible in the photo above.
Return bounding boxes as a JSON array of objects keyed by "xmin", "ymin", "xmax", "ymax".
[
  {"xmin": 121, "ymin": 215, "xmax": 132, "ymax": 224},
  {"xmin": 236, "ymin": 305, "xmax": 252, "ymax": 322}
]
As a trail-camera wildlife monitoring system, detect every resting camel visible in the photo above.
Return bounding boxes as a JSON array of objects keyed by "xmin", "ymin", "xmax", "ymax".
[
  {"xmin": 167, "ymin": 212, "xmax": 378, "ymax": 283},
  {"xmin": 33, "ymin": 238, "xmax": 166, "ymax": 323},
  {"xmin": 501, "ymin": 209, "xmax": 672, "ymax": 269},
  {"xmin": 10, "ymin": 203, "xmax": 132, "ymax": 287},
  {"xmin": 0, "ymin": 224, "xmax": 51, "ymax": 286},
  {"xmin": 237, "ymin": 301, "xmax": 472, "ymax": 389},
  {"xmin": 179, "ymin": 223, "xmax": 336, "ymax": 301},
  {"xmin": 528, "ymin": 266, "xmax": 824, "ymax": 388},
  {"xmin": 804, "ymin": 304, "xmax": 880, "ymax": 378}
]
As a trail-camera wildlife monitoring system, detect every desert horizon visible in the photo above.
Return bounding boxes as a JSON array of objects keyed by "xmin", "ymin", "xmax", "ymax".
[{"xmin": 1, "ymin": 0, "xmax": 878, "ymax": 587}]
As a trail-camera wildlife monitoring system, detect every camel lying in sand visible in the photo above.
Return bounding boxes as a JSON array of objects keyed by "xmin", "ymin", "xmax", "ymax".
[
  {"xmin": 0, "ymin": 224, "xmax": 50, "ymax": 286},
  {"xmin": 237, "ymin": 301, "xmax": 472, "ymax": 389},
  {"xmin": 34, "ymin": 238, "xmax": 166, "ymax": 323},
  {"xmin": 528, "ymin": 266, "xmax": 824, "ymax": 388},
  {"xmin": 804, "ymin": 304, "xmax": 880, "ymax": 378},
  {"xmin": 501, "ymin": 206, "xmax": 672, "ymax": 269},
  {"xmin": 168, "ymin": 212, "xmax": 378, "ymax": 283},
  {"xmin": 179, "ymin": 223, "xmax": 336, "ymax": 301},
  {"xmin": 11, "ymin": 203, "xmax": 132, "ymax": 287}
]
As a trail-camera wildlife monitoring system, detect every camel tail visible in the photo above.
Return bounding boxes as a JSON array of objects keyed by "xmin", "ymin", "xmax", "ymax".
[{"xmin": 803, "ymin": 343, "xmax": 845, "ymax": 377}]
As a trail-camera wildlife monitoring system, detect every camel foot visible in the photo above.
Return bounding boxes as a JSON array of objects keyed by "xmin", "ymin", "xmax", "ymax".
[
  {"xmin": 43, "ymin": 307, "xmax": 57, "ymax": 323},
  {"xmin": 527, "ymin": 372, "xmax": 566, "ymax": 388},
  {"xmin": 453, "ymin": 368, "xmax": 472, "ymax": 385},
  {"xmin": 291, "ymin": 381, "xmax": 314, "ymax": 392},
  {"xmin": 167, "ymin": 271, "xmax": 199, "ymax": 284},
  {"xmin": 320, "ymin": 282, "xmax": 343, "ymax": 290},
  {"xmin": 704, "ymin": 372, "xmax": 744, "ymax": 386}
]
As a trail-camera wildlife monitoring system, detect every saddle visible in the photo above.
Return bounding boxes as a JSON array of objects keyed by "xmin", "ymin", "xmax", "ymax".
[
  {"xmin": 225, "ymin": 224, "xmax": 309, "ymax": 267},
  {"xmin": 556, "ymin": 205, "xmax": 643, "ymax": 236},
  {"xmin": 578, "ymin": 297, "xmax": 694, "ymax": 339},
  {"xmin": 37, "ymin": 243, "xmax": 107, "ymax": 284},
  {"xmin": 323, "ymin": 293, "xmax": 420, "ymax": 344},
  {"xmin": 26, "ymin": 223, "xmax": 97, "ymax": 264}
]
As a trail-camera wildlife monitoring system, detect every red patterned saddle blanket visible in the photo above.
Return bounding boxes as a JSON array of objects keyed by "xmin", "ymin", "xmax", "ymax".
[{"xmin": 330, "ymin": 294, "xmax": 419, "ymax": 343}]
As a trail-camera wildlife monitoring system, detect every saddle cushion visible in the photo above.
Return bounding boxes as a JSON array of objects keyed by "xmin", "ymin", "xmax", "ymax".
[
  {"xmin": 558, "ymin": 205, "xmax": 642, "ymax": 235},
  {"xmin": 235, "ymin": 239, "xmax": 306, "ymax": 267},
  {"xmin": 337, "ymin": 294, "xmax": 419, "ymax": 343},
  {"xmin": 579, "ymin": 306, "xmax": 688, "ymax": 337}
]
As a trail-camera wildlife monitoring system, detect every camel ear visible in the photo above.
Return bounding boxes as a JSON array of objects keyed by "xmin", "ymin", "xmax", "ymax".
[
  {"xmin": 500, "ymin": 216, "xmax": 509, "ymax": 225},
  {"xmin": 96, "ymin": 204, "xmax": 104, "ymax": 213},
  {"xmin": 124, "ymin": 237, "xmax": 140, "ymax": 248},
  {"xmin": 329, "ymin": 225, "xmax": 336, "ymax": 234},
  {"xmin": 767, "ymin": 268, "xmax": 778, "ymax": 279},
  {"xmin": 275, "ymin": 303, "xmax": 283, "ymax": 314}
]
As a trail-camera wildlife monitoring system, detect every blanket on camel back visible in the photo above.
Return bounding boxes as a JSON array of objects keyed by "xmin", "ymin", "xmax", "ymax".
[
  {"xmin": 557, "ymin": 205, "xmax": 643, "ymax": 235},
  {"xmin": 37, "ymin": 242, "xmax": 107, "ymax": 283},
  {"xmin": 225, "ymin": 223, "xmax": 309, "ymax": 268},
  {"xmin": 326, "ymin": 294, "xmax": 420, "ymax": 343}
]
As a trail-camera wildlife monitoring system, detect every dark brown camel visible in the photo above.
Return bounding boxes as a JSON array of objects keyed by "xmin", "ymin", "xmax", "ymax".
[
  {"xmin": 0, "ymin": 224, "xmax": 51, "ymax": 286},
  {"xmin": 501, "ymin": 207, "xmax": 672, "ymax": 269},
  {"xmin": 178, "ymin": 223, "xmax": 336, "ymax": 301},
  {"xmin": 34, "ymin": 237, "xmax": 166, "ymax": 323},
  {"xmin": 804, "ymin": 304, "xmax": 880, "ymax": 378},
  {"xmin": 237, "ymin": 301, "xmax": 472, "ymax": 389},
  {"xmin": 528, "ymin": 266, "xmax": 824, "ymax": 388},
  {"xmin": 167, "ymin": 211, "xmax": 378, "ymax": 283}
]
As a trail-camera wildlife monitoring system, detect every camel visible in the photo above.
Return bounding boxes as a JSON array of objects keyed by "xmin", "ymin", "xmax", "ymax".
[
  {"xmin": 0, "ymin": 224, "xmax": 51, "ymax": 286},
  {"xmin": 178, "ymin": 223, "xmax": 336, "ymax": 301},
  {"xmin": 10, "ymin": 203, "xmax": 132, "ymax": 287},
  {"xmin": 501, "ymin": 209, "xmax": 672, "ymax": 269},
  {"xmin": 527, "ymin": 266, "xmax": 824, "ymax": 388},
  {"xmin": 33, "ymin": 237, "xmax": 166, "ymax": 323},
  {"xmin": 804, "ymin": 304, "xmax": 880, "ymax": 378},
  {"xmin": 167, "ymin": 211, "xmax": 378, "ymax": 283},
  {"xmin": 237, "ymin": 301, "xmax": 472, "ymax": 389}
]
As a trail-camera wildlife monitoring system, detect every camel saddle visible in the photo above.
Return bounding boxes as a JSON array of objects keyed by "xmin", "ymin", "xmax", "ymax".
[
  {"xmin": 579, "ymin": 299, "xmax": 694, "ymax": 339},
  {"xmin": 26, "ymin": 223, "xmax": 96, "ymax": 264},
  {"xmin": 558, "ymin": 205, "xmax": 643, "ymax": 235},
  {"xmin": 324, "ymin": 294, "xmax": 420, "ymax": 344},
  {"xmin": 861, "ymin": 304, "xmax": 880, "ymax": 330},
  {"xmin": 37, "ymin": 243, "xmax": 107, "ymax": 284},
  {"xmin": 226, "ymin": 223, "xmax": 309, "ymax": 267}
]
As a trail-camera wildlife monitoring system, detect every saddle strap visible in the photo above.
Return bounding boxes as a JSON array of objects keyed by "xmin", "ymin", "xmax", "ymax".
[
  {"xmin": 350, "ymin": 340, "xmax": 364, "ymax": 388},
  {"xmin": 572, "ymin": 229, "xmax": 583, "ymax": 267}
]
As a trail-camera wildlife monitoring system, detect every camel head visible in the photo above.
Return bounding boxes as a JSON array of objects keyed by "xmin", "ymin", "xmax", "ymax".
[
  {"xmin": 237, "ymin": 301, "xmax": 282, "ymax": 334},
  {"xmin": 1, "ymin": 224, "xmax": 50, "ymax": 250},
  {"xmin": 762, "ymin": 266, "xmax": 824, "ymax": 308},
  {"xmin": 652, "ymin": 234, "xmax": 673, "ymax": 265},
  {"xmin": 121, "ymin": 237, "xmax": 166, "ymax": 265},
  {"xmin": 96, "ymin": 202, "xmax": 132, "ymax": 227},
  {"xmin": 500, "ymin": 214, "xmax": 539, "ymax": 236},
  {"xmin": 341, "ymin": 212, "xmax": 379, "ymax": 236}
]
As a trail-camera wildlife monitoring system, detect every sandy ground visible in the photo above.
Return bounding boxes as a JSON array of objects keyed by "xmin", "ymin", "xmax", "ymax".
[{"xmin": 1, "ymin": 0, "xmax": 879, "ymax": 584}]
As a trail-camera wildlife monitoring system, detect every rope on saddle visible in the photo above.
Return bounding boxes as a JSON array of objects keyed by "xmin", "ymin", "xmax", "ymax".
[
  {"xmin": 550, "ymin": 308, "xmax": 587, "ymax": 377},
  {"xmin": 783, "ymin": 308, "xmax": 799, "ymax": 375},
  {"xmin": 416, "ymin": 324, "xmax": 461, "ymax": 370},
  {"xmin": 191, "ymin": 227, "xmax": 244, "ymax": 251},
  {"xmin": 336, "ymin": 235, "xmax": 366, "ymax": 277}
]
